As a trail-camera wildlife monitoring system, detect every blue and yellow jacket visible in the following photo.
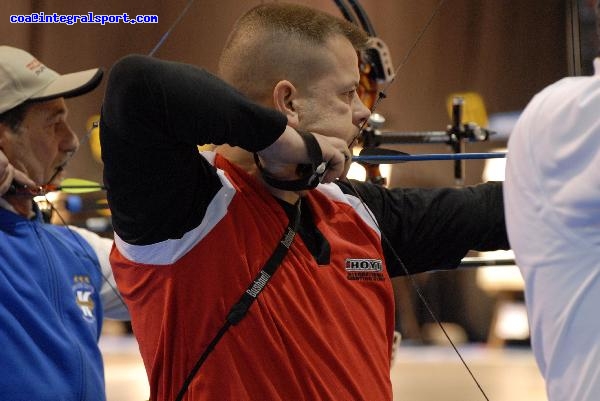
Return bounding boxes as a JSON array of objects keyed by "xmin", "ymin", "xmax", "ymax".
[{"xmin": 0, "ymin": 206, "xmax": 120, "ymax": 401}]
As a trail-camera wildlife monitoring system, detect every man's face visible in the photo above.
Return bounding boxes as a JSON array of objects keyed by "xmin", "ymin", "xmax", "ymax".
[
  {"xmin": 0, "ymin": 98, "xmax": 78, "ymax": 186},
  {"xmin": 293, "ymin": 35, "xmax": 371, "ymax": 146}
]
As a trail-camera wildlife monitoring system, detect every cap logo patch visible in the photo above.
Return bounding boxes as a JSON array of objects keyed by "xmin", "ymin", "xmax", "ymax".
[{"xmin": 25, "ymin": 58, "xmax": 46, "ymax": 76}]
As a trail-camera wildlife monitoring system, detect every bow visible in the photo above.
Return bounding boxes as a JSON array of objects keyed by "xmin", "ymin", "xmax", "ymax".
[
  {"xmin": 334, "ymin": 1, "xmax": 492, "ymax": 399},
  {"xmin": 148, "ymin": 0, "xmax": 196, "ymax": 57},
  {"xmin": 335, "ymin": 0, "xmax": 502, "ymax": 187},
  {"xmin": 41, "ymin": 1, "xmax": 199, "ymax": 200},
  {"xmin": 14, "ymin": 0, "xmax": 203, "ymax": 327}
]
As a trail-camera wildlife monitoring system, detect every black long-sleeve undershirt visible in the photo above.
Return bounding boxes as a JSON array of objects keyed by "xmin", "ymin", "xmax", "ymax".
[{"xmin": 101, "ymin": 54, "xmax": 509, "ymax": 277}]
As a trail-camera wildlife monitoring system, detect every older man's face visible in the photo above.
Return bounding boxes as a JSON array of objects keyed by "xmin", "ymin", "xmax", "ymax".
[{"xmin": 0, "ymin": 98, "xmax": 79, "ymax": 186}]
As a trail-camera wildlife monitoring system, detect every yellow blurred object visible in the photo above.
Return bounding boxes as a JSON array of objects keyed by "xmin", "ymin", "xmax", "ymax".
[
  {"xmin": 96, "ymin": 198, "xmax": 111, "ymax": 217},
  {"xmin": 446, "ymin": 92, "xmax": 488, "ymax": 127},
  {"xmin": 86, "ymin": 114, "xmax": 102, "ymax": 163}
]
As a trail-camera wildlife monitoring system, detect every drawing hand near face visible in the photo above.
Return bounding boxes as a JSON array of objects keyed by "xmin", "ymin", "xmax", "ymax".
[
  {"xmin": 0, "ymin": 149, "xmax": 36, "ymax": 196},
  {"xmin": 256, "ymin": 125, "xmax": 352, "ymax": 185}
]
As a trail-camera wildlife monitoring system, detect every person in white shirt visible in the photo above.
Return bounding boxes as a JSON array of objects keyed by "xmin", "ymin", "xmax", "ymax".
[{"xmin": 504, "ymin": 2, "xmax": 600, "ymax": 400}]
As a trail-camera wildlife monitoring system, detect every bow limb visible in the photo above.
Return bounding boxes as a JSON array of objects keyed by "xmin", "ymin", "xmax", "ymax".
[
  {"xmin": 148, "ymin": 0, "xmax": 196, "ymax": 57},
  {"xmin": 335, "ymin": 0, "xmax": 449, "ymax": 184}
]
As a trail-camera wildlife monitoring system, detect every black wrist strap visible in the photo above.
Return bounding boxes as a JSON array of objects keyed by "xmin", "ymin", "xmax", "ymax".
[
  {"xmin": 175, "ymin": 198, "xmax": 302, "ymax": 401},
  {"xmin": 254, "ymin": 130, "xmax": 327, "ymax": 191}
]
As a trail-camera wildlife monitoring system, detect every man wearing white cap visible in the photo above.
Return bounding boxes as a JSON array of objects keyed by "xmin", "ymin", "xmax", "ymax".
[{"xmin": 0, "ymin": 46, "xmax": 129, "ymax": 401}]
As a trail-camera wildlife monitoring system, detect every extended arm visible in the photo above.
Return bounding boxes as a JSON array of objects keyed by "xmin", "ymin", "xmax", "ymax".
[{"xmin": 337, "ymin": 180, "xmax": 509, "ymax": 276}]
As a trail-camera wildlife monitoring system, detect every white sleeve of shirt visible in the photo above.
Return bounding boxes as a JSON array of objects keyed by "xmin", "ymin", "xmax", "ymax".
[{"xmin": 69, "ymin": 226, "xmax": 130, "ymax": 320}]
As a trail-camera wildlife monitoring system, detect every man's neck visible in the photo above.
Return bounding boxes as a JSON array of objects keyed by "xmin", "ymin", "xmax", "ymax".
[{"xmin": 216, "ymin": 144, "xmax": 302, "ymax": 204}]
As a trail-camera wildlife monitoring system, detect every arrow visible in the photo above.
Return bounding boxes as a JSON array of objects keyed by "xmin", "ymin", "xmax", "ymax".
[
  {"xmin": 353, "ymin": 149, "xmax": 507, "ymax": 164},
  {"xmin": 52, "ymin": 178, "xmax": 106, "ymax": 194},
  {"xmin": 8, "ymin": 178, "xmax": 106, "ymax": 196}
]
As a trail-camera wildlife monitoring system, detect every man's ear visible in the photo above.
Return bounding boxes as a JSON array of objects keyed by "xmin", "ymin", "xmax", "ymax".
[{"xmin": 273, "ymin": 80, "xmax": 299, "ymax": 126}]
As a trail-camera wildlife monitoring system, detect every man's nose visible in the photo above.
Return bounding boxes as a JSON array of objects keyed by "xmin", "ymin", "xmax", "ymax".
[
  {"xmin": 353, "ymin": 97, "xmax": 371, "ymax": 127},
  {"xmin": 58, "ymin": 122, "xmax": 80, "ymax": 155}
]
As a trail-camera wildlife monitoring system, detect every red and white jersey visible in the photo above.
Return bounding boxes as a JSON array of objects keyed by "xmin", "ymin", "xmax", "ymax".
[
  {"xmin": 102, "ymin": 55, "xmax": 508, "ymax": 401},
  {"xmin": 111, "ymin": 154, "xmax": 395, "ymax": 401}
]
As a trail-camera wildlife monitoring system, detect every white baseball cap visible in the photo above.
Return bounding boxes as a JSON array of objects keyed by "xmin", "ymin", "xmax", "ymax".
[{"xmin": 0, "ymin": 46, "xmax": 103, "ymax": 114}]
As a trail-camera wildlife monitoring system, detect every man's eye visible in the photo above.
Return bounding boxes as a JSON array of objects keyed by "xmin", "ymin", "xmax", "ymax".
[{"xmin": 48, "ymin": 120, "xmax": 64, "ymax": 131}]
